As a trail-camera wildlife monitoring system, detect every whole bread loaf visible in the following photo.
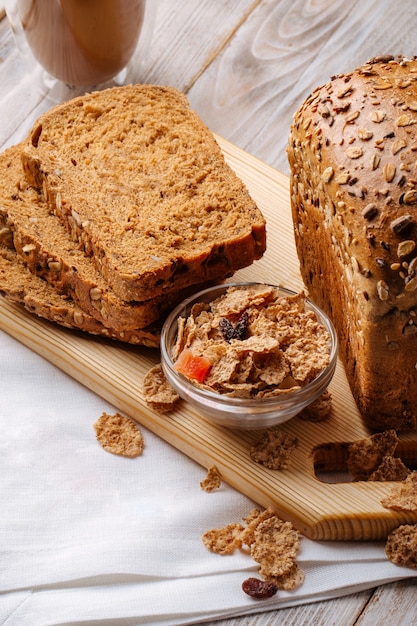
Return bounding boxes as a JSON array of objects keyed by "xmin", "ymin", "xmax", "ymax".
[
  {"xmin": 288, "ymin": 55, "xmax": 417, "ymax": 432},
  {"xmin": 0, "ymin": 145, "xmax": 216, "ymax": 332},
  {"xmin": 21, "ymin": 84, "xmax": 266, "ymax": 302},
  {"xmin": 0, "ymin": 245, "xmax": 160, "ymax": 346}
]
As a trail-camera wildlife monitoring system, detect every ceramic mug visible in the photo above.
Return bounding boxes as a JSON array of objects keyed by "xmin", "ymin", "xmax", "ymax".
[{"xmin": 5, "ymin": 0, "xmax": 155, "ymax": 86}]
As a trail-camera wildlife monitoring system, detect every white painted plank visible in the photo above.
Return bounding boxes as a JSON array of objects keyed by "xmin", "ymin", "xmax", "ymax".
[{"xmin": 188, "ymin": 0, "xmax": 417, "ymax": 173}]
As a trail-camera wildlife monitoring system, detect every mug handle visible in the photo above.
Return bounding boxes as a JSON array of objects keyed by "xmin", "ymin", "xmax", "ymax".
[{"xmin": 4, "ymin": 0, "xmax": 30, "ymax": 57}]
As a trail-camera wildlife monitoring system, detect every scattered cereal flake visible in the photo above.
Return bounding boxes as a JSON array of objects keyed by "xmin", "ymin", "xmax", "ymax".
[
  {"xmin": 368, "ymin": 456, "xmax": 411, "ymax": 482},
  {"xmin": 240, "ymin": 507, "xmax": 276, "ymax": 546},
  {"xmin": 202, "ymin": 507, "xmax": 304, "ymax": 594},
  {"xmin": 385, "ymin": 524, "xmax": 417, "ymax": 569},
  {"xmin": 381, "ymin": 471, "xmax": 417, "ymax": 511},
  {"xmin": 251, "ymin": 515, "xmax": 301, "ymax": 579},
  {"xmin": 271, "ymin": 563, "xmax": 305, "ymax": 591},
  {"xmin": 298, "ymin": 389, "xmax": 332, "ymax": 422},
  {"xmin": 200, "ymin": 465, "xmax": 222, "ymax": 492},
  {"xmin": 347, "ymin": 430, "xmax": 398, "ymax": 480},
  {"xmin": 250, "ymin": 429, "xmax": 298, "ymax": 470},
  {"xmin": 142, "ymin": 363, "xmax": 179, "ymax": 412},
  {"xmin": 201, "ymin": 523, "xmax": 245, "ymax": 555},
  {"xmin": 93, "ymin": 412, "xmax": 144, "ymax": 457}
]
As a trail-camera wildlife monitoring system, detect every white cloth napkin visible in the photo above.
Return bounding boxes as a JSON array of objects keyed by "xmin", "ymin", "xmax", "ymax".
[{"xmin": 1, "ymin": 327, "xmax": 416, "ymax": 626}]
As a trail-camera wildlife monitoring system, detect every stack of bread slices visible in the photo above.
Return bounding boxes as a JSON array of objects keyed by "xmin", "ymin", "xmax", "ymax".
[{"xmin": 0, "ymin": 84, "xmax": 266, "ymax": 346}]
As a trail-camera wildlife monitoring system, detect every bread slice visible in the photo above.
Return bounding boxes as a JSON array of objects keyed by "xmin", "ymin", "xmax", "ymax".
[
  {"xmin": 0, "ymin": 245, "xmax": 160, "ymax": 346},
  {"xmin": 1, "ymin": 145, "xmax": 215, "ymax": 331},
  {"xmin": 21, "ymin": 84, "xmax": 266, "ymax": 302}
]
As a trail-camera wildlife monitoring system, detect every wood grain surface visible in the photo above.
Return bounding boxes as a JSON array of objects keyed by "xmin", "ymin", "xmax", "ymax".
[
  {"xmin": 1, "ymin": 136, "xmax": 416, "ymax": 542},
  {"xmin": 1, "ymin": 1, "xmax": 417, "ymax": 623}
]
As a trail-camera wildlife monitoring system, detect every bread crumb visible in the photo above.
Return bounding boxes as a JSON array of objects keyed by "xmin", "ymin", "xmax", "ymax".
[
  {"xmin": 381, "ymin": 471, "xmax": 417, "ymax": 511},
  {"xmin": 93, "ymin": 412, "xmax": 144, "ymax": 457},
  {"xmin": 385, "ymin": 524, "xmax": 417, "ymax": 569},
  {"xmin": 250, "ymin": 429, "xmax": 298, "ymax": 470},
  {"xmin": 143, "ymin": 363, "xmax": 179, "ymax": 412},
  {"xmin": 200, "ymin": 465, "xmax": 222, "ymax": 492}
]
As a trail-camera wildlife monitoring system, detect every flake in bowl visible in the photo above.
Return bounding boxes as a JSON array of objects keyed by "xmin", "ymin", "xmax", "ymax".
[{"xmin": 160, "ymin": 283, "xmax": 338, "ymax": 430}]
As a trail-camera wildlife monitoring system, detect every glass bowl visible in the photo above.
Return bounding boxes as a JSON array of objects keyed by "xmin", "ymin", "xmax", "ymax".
[{"xmin": 160, "ymin": 283, "xmax": 338, "ymax": 430}]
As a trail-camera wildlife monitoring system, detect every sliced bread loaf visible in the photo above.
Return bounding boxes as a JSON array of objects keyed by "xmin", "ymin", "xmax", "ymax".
[
  {"xmin": 21, "ymin": 84, "xmax": 266, "ymax": 302},
  {"xmin": 1, "ymin": 145, "xmax": 215, "ymax": 331},
  {"xmin": 0, "ymin": 245, "xmax": 160, "ymax": 346}
]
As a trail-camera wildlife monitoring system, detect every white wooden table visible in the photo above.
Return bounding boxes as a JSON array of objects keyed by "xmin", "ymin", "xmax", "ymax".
[{"xmin": 1, "ymin": 1, "xmax": 417, "ymax": 624}]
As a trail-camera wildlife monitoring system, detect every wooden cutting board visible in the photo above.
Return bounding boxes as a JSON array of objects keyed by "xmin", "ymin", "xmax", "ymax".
[{"xmin": 1, "ymin": 136, "xmax": 417, "ymax": 541}]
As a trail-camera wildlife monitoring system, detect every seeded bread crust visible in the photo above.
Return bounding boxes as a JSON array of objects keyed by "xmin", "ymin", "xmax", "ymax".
[
  {"xmin": 288, "ymin": 55, "xmax": 417, "ymax": 432},
  {"xmin": 1, "ymin": 145, "xmax": 214, "ymax": 332},
  {"xmin": 0, "ymin": 245, "xmax": 160, "ymax": 346},
  {"xmin": 21, "ymin": 84, "xmax": 266, "ymax": 302}
]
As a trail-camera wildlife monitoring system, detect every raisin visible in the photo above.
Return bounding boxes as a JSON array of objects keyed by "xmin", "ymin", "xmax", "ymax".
[
  {"xmin": 242, "ymin": 577, "xmax": 278, "ymax": 599},
  {"xmin": 219, "ymin": 311, "xmax": 249, "ymax": 342},
  {"xmin": 219, "ymin": 317, "xmax": 235, "ymax": 341}
]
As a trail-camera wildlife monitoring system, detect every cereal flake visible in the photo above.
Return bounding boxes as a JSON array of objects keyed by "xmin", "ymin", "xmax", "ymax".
[
  {"xmin": 200, "ymin": 465, "xmax": 222, "ymax": 492},
  {"xmin": 347, "ymin": 430, "xmax": 398, "ymax": 480},
  {"xmin": 298, "ymin": 389, "xmax": 332, "ymax": 422},
  {"xmin": 250, "ymin": 429, "xmax": 298, "ymax": 470},
  {"xmin": 385, "ymin": 524, "xmax": 417, "ymax": 569},
  {"xmin": 251, "ymin": 515, "xmax": 301, "ymax": 579},
  {"xmin": 381, "ymin": 471, "xmax": 417, "ymax": 511},
  {"xmin": 368, "ymin": 456, "xmax": 411, "ymax": 482},
  {"xmin": 143, "ymin": 363, "xmax": 179, "ymax": 412},
  {"xmin": 93, "ymin": 412, "xmax": 144, "ymax": 457},
  {"xmin": 172, "ymin": 286, "xmax": 331, "ymax": 399},
  {"xmin": 202, "ymin": 507, "xmax": 304, "ymax": 593},
  {"xmin": 201, "ymin": 523, "xmax": 244, "ymax": 555}
]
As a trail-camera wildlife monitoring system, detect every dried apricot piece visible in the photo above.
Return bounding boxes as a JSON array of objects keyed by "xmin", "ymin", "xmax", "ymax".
[{"xmin": 174, "ymin": 348, "xmax": 211, "ymax": 383}]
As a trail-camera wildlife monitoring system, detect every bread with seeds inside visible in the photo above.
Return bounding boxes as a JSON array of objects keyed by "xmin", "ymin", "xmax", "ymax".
[
  {"xmin": 0, "ymin": 145, "xmax": 214, "ymax": 332},
  {"xmin": 0, "ymin": 245, "xmax": 161, "ymax": 346},
  {"xmin": 288, "ymin": 55, "xmax": 417, "ymax": 431},
  {"xmin": 21, "ymin": 84, "xmax": 266, "ymax": 302}
]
